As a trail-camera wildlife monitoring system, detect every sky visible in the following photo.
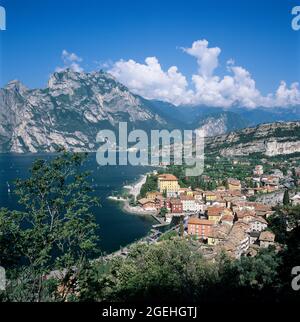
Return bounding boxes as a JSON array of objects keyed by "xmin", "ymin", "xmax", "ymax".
[{"xmin": 0, "ymin": 0, "xmax": 299, "ymax": 108}]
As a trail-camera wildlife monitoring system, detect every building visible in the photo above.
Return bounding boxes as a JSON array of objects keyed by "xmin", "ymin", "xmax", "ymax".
[
  {"xmin": 207, "ymin": 223, "xmax": 231, "ymax": 246},
  {"xmin": 157, "ymin": 174, "xmax": 180, "ymax": 197},
  {"xmin": 248, "ymin": 217, "xmax": 268, "ymax": 232},
  {"xmin": 193, "ymin": 191, "xmax": 203, "ymax": 201},
  {"xmin": 226, "ymin": 222, "xmax": 251, "ymax": 258},
  {"xmin": 259, "ymin": 231, "xmax": 275, "ymax": 248},
  {"xmin": 170, "ymin": 198, "xmax": 183, "ymax": 213},
  {"xmin": 291, "ymin": 193, "xmax": 300, "ymax": 206},
  {"xmin": 220, "ymin": 213, "xmax": 234, "ymax": 225},
  {"xmin": 204, "ymin": 191, "xmax": 217, "ymax": 204},
  {"xmin": 195, "ymin": 201, "xmax": 205, "ymax": 213},
  {"xmin": 252, "ymin": 203, "xmax": 273, "ymax": 218},
  {"xmin": 261, "ymin": 175, "xmax": 279, "ymax": 190},
  {"xmin": 155, "ymin": 195, "xmax": 165, "ymax": 210},
  {"xmin": 249, "ymin": 231, "xmax": 260, "ymax": 244},
  {"xmin": 235, "ymin": 209, "xmax": 256, "ymax": 222},
  {"xmin": 212, "ymin": 198, "xmax": 227, "ymax": 208},
  {"xmin": 146, "ymin": 191, "xmax": 162, "ymax": 201},
  {"xmin": 294, "ymin": 167, "xmax": 300, "ymax": 178},
  {"xmin": 227, "ymin": 178, "xmax": 242, "ymax": 191},
  {"xmin": 253, "ymin": 165, "xmax": 264, "ymax": 176},
  {"xmin": 138, "ymin": 198, "xmax": 156, "ymax": 211},
  {"xmin": 207, "ymin": 206, "xmax": 226, "ymax": 224},
  {"xmin": 178, "ymin": 187, "xmax": 189, "ymax": 195},
  {"xmin": 180, "ymin": 195, "xmax": 198, "ymax": 212},
  {"xmin": 188, "ymin": 218, "xmax": 214, "ymax": 240},
  {"xmin": 246, "ymin": 188, "xmax": 255, "ymax": 196}
]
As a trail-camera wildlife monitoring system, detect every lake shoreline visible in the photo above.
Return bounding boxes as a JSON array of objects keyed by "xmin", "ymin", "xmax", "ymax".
[{"xmin": 108, "ymin": 171, "xmax": 158, "ymax": 217}]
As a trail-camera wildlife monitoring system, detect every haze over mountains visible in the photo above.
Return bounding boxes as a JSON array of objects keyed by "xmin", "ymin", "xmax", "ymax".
[{"xmin": 0, "ymin": 69, "xmax": 300, "ymax": 153}]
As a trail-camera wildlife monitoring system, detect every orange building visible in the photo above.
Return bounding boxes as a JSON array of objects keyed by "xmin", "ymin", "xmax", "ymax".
[{"xmin": 188, "ymin": 218, "xmax": 214, "ymax": 240}]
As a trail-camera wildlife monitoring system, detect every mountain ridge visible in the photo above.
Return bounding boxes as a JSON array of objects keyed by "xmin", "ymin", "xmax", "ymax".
[
  {"xmin": 1, "ymin": 69, "xmax": 300, "ymax": 153},
  {"xmin": 205, "ymin": 121, "xmax": 300, "ymax": 157}
]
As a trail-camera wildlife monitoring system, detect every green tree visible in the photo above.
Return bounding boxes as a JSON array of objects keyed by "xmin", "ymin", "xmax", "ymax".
[
  {"xmin": 0, "ymin": 209, "xmax": 23, "ymax": 269},
  {"xmin": 1, "ymin": 151, "xmax": 100, "ymax": 302},
  {"xmin": 139, "ymin": 174, "xmax": 158, "ymax": 198},
  {"xmin": 283, "ymin": 189, "xmax": 290, "ymax": 205},
  {"xmin": 179, "ymin": 217, "xmax": 184, "ymax": 238},
  {"xmin": 159, "ymin": 207, "xmax": 168, "ymax": 218}
]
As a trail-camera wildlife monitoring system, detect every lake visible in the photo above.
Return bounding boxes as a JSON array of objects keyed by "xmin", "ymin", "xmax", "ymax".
[{"xmin": 0, "ymin": 153, "xmax": 156, "ymax": 254}]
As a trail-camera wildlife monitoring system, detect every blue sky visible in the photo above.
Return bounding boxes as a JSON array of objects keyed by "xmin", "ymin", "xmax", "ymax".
[{"xmin": 0, "ymin": 0, "xmax": 299, "ymax": 107}]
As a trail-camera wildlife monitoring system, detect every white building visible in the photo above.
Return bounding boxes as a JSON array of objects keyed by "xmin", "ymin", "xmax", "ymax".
[
  {"xmin": 180, "ymin": 196, "xmax": 199, "ymax": 212},
  {"xmin": 291, "ymin": 193, "xmax": 300, "ymax": 206},
  {"xmin": 248, "ymin": 217, "xmax": 268, "ymax": 232},
  {"xmin": 253, "ymin": 165, "xmax": 263, "ymax": 176}
]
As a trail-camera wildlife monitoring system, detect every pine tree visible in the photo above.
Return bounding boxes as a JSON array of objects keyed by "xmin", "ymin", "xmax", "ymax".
[
  {"xmin": 179, "ymin": 217, "xmax": 184, "ymax": 238},
  {"xmin": 283, "ymin": 189, "xmax": 290, "ymax": 206}
]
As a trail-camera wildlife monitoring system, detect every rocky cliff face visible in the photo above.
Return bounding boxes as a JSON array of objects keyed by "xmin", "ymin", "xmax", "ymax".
[
  {"xmin": 0, "ymin": 69, "xmax": 166, "ymax": 152},
  {"xmin": 1, "ymin": 70, "xmax": 300, "ymax": 155},
  {"xmin": 206, "ymin": 121, "xmax": 300, "ymax": 157},
  {"xmin": 197, "ymin": 112, "xmax": 248, "ymax": 137}
]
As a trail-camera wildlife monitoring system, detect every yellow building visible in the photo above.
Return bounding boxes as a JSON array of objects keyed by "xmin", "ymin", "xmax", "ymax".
[
  {"xmin": 157, "ymin": 174, "xmax": 180, "ymax": 197},
  {"xmin": 205, "ymin": 192, "xmax": 217, "ymax": 203},
  {"xmin": 207, "ymin": 206, "xmax": 224, "ymax": 224},
  {"xmin": 146, "ymin": 191, "xmax": 162, "ymax": 200},
  {"xmin": 207, "ymin": 236, "xmax": 217, "ymax": 246},
  {"xmin": 227, "ymin": 178, "xmax": 241, "ymax": 191},
  {"xmin": 186, "ymin": 190, "xmax": 194, "ymax": 197}
]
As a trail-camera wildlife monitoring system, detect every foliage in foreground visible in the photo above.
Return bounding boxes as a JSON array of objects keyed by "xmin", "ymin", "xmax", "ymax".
[
  {"xmin": 78, "ymin": 237, "xmax": 299, "ymax": 303},
  {"xmin": 0, "ymin": 151, "xmax": 99, "ymax": 302}
]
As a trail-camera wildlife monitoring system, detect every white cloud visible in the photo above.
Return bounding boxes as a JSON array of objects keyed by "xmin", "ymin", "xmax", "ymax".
[
  {"xmin": 56, "ymin": 50, "xmax": 84, "ymax": 73},
  {"xmin": 275, "ymin": 81, "xmax": 300, "ymax": 107},
  {"xmin": 108, "ymin": 39, "xmax": 300, "ymax": 108},
  {"xmin": 182, "ymin": 39, "xmax": 221, "ymax": 78},
  {"xmin": 109, "ymin": 57, "xmax": 193, "ymax": 105}
]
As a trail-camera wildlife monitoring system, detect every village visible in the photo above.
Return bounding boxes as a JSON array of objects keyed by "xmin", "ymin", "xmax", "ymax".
[{"xmin": 125, "ymin": 160, "xmax": 300, "ymax": 260}]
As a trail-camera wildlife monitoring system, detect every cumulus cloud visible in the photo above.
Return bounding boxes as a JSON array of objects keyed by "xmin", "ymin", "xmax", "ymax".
[
  {"xmin": 109, "ymin": 39, "xmax": 300, "ymax": 108},
  {"xmin": 182, "ymin": 39, "xmax": 221, "ymax": 78},
  {"xmin": 275, "ymin": 81, "xmax": 300, "ymax": 107},
  {"xmin": 109, "ymin": 57, "xmax": 193, "ymax": 105},
  {"xmin": 56, "ymin": 50, "xmax": 84, "ymax": 73}
]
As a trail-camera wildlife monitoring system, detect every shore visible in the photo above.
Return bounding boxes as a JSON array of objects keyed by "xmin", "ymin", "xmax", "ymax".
[
  {"xmin": 124, "ymin": 173, "xmax": 148, "ymax": 199},
  {"xmin": 108, "ymin": 172, "xmax": 158, "ymax": 216}
]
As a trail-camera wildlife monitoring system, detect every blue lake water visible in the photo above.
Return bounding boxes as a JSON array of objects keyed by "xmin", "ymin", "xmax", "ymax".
[{"xmin": 0, "ymin": 153, "xmax": 156, "ymax": 254}]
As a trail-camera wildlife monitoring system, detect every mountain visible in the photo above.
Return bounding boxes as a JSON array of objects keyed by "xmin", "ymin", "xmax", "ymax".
[
  {"xmin": 145, "ymin": 101, "xmax": 249, "ymax": 136},
  {"xmin": 0, "ymin": 69, "xmax": 168, "ymax": 153},
  {"xmin": 230, "ymin": 106, "xmax": 300, "ymax": 126},
  {"xmin": 206, "ymin": 121, "xmax": 300, "ymax": 157},
  {"xmin": 1, "ymin": 69, "xmax": 300, "ymax": 153},
  {"xmin": 191, "ymin": 111, "xmax": 248, "ymax": 137}
]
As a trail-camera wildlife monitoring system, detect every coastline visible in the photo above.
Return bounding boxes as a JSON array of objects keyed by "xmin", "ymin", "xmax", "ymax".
[
  {"xmin": 124, "ymin": 173, "xmax": 148, "ymax": 200},
  {"xmin": 108, "ymin": 172, "xmax": 157, "ymax": 216}
]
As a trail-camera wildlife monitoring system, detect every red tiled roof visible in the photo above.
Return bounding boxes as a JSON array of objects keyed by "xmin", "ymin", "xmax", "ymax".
[
  {"xmin": 207, "ymin": 206, "xmax": 226, "ymax": 216},
  {"xmin": 188, "ymin": 218, "xmax": 214, "ymax": 225},
  {"xmin": 158, "ymin": 174, "xmax": 178, "ymax": 181}
]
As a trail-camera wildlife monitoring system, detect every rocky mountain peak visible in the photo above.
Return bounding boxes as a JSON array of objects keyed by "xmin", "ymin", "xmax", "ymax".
[
  {"xmin": 5, "ymin": 80, "xmax": 28, "ymax": 94},
  {"xmin": 0, "ymin": 70, "xmax": 166, "ymax": 153}
]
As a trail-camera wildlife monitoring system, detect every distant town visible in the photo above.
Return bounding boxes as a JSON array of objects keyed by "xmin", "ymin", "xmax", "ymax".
[{"xmin": 111, "ymin": 154, "xmax": 300, "ymax": 260}]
